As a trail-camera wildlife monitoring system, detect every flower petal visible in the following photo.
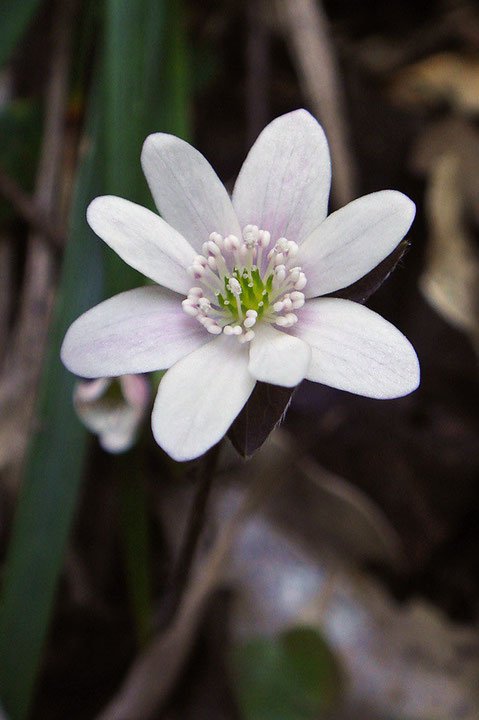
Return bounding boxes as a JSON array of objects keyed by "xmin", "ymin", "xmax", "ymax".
[
  {"xmin": 61, "ymin": 287, "xmax": 210, "ymax": 378},
  {"xmin": 152, "ymin": 335, "xmax": 256, "ymax": 461},
  {"xmin": 248, "ymin": 324, "xmax": 311, "ymax": 387},
  {"xmin": 141, "ymin": 134, "xmax": 241, "ymax": 252},
  {"xmin": 87, "ymin": 196, "xmax": 195, "ymax": 294},
  {"xmin": 293, "ymin": 298, "xmax": 420, "ymax": 398},
  {"xmin": 297, "ymin": 190, "xmax": 416, "ymax": 298},
  {"xmin": 232, "ymin": 109, "xmax": 331, "ymax": 244}
]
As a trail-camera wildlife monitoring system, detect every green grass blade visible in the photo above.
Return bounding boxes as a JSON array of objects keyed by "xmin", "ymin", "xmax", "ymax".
[
  {"xmin": 103, "ymin": 0, "xmax": 190, "ymax": 295},
  {"xmin": 0, "ymin": 0, "xmax": 41, "ymax": 68},
  {"xmin": 0, "ymin": 79, "xmax": 105, "ymax": 720},
  {"xmin": 101, "ymin": 0, "xmax": 191, "ymax": 643}
]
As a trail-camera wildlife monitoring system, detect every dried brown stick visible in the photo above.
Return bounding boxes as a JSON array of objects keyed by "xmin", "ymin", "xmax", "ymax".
[
  {"xmin": 0, "ymin": 237, "xmax": 13, "ymax": 368},
  {"xmin": 0, "ymin": 0, "xmax": 77, "ymax": 474},
  {"xmin": 246, "ymin": 0, "xmax": 271, "ymax": 145},
  {"xmin": 277, "ymin": 0, "xmax": 356, "ymax": 207},
  {"xmin": 0, "ymin": 169, "xmax": 65, "ymax": 249}
]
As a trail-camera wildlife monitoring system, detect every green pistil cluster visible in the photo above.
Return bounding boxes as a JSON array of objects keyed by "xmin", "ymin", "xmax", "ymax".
[{"xmin": 216, "ymin": 266, "xmax": 273, "ymax": 319}]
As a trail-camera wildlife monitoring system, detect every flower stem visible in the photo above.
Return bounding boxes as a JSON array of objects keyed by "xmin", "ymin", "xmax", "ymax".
[
  {"xmin": 168, "ymin": 441, "xmax": 222, "ymax": 618},
  {"xmin": 118, "ymin": 457, "xmax": 152, "ymax": 648}
]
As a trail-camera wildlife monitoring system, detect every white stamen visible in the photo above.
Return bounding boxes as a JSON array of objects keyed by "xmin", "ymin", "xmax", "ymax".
[
  {"xmin": 294, "ymin": 273, "xmax": 307, "ymax": 290},
  {"xmin": 198, "ymin": 297, "xmax": 212, "ymax": 312},
  {"xmin": 189, "ymin": 287, "xmax": 203, "ymax": 297},
  {"xmin": 227, "ymin": 278, "xmax": 242, "ymax": 296},
  {"xmin": 274, "ymin": 265, "xmax": 287, "ymax": 284},
  {"xmin": 209, "ymin": 232, "xmax": 223, "ymax": 247},
  {"xmin": 182, "ymin": 300, "xmax": 198, "ymax": 316},
  {"xmin": 238, "ymin": 329, "xmax": 255, "ymax": 343},
  {"xmin": 184, "ymin": 225, "xmax": 307, "ymax": 340},
  {"xmin": 224, "ymin": 234, "xmax": 240, "ymax": 252},
  {"xmin": 188, "ymin": 263, "xmax": 205, "ymax": 279},
  {"xmin": 290, "ymin": 291, "xmax": 305, "ymax": 309},
  {"xmin": 206, "ymin": 240, "xmax": 221, "ymax": 256},
  {"xmin": 244, "ymin": 309, "xmax": 258, "ymax": 328},
  {"xmin": 259, "ymin": 230, "xmax": 270, "ymax": 247},
  {"xmin": 275, "ymin": 313, "xmax": 298, "ymax": 328}
]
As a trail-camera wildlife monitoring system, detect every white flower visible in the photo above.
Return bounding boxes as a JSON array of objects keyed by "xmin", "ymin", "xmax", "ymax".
[
  {"xmin": 61, "ymin": 109, "xmax": 420, "ymax": 462},
  {"xmin": 74, "ymin": 374, "xmax": 150, "ymax": 453}
]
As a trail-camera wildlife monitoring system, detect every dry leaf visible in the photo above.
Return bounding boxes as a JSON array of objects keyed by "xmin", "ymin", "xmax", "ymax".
[
  {"xmin": 390, "ymin": 52, "xmax": 479, "ymax": 115},
  {"xmin": 420, "ymin": 152, "xmax": 479, "ymax": 350}
]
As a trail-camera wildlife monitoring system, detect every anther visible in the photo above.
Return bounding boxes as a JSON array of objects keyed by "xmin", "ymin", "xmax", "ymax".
[
  {"xmin": 290, "ymin": 291, "xmax": 305, "ymax": 309},
  {"xmin": 258, "ymin": 230, "xmax": 270, "ymax": 247},
  {"xmin": 198, "ymin": 297, "xmax": 212, "ymax": 312},
  {"xmin": 239, "ymin": 329, "xmax": 255, "ymax": 343},
  {"xmin": 274, "ymin": 265, "xmax": 287, "ymax": 284},
  {"xmin": 224, "ymin": 234, "xmax": 240, "ymax": 252},
  {"xmin": 294, "ymin": 273, "xmax": 307, "ymax": 290},
  {"xmin": 244, "ymin": 309, "xmax": 257, "ymax": 328},
  {"xmin": 182, "ymin": 299, "xmax": 198, "ymax": 317},
  {"xmin": 227, "ymin": 278, "xmax": 242, "ymax": 296},
  {"xmin": 188, "ymin": 263, "xmax": 205, "ymax": 279},
  {"xmin": 209, "ymin": 232, "xmax": 223, "ymax": 246}
]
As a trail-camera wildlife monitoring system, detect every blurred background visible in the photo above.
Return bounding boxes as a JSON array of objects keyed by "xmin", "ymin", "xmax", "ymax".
[{"xmin": 0, "ymin": 0, "xmax": 479, "ymax": 718}]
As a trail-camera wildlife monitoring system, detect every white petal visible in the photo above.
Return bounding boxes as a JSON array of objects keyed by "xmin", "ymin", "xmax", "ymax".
[
  {"xmin": 232, "ymin": 109, "xmax": 331, "ymax": 244},
  {"xmin": 141, "ymin": 134, "xmax": 241, "ymax": 252},
  {"xmin": 293, "ymin": 298, "xmax": 420, "ymax": 398},
  {"xmin": 248, "ymin": 323, "xmax": 311, "ymax": 387},
  {"xmin": 61, "ymin": 287, "xmax": 210, "ymax": 378},
  {"xmin": 152, "ymin": 335, "xmax": 256, "ymax": 461},
  {"xmin": 297, "ymin": 191, "xmax": 416, "ymax": 298},
  {"xmin": 87, "ymin": 196, "xmax": 195, "ymax": 294}
]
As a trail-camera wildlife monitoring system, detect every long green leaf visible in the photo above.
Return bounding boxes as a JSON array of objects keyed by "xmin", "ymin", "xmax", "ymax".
[
  {"xmin": 101, "ymin": 0, "xmax": 190, "ymax": 643},
  {"xmin": 0, "ymin": 79, "xmax": 105, "ymax": 720},
  {"xmin": 0, "ymin": 0, "xmax": 41, "ymax": 69},
  {"xmin": 103, "ymin": 0, "xmax": 190, "ymax": 295}
]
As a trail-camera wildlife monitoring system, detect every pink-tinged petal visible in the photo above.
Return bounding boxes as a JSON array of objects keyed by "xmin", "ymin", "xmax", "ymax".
[
  {"xmin": 74, "ymin": 376, "xmax": 149, "ymax": 454},
  {"xmin": 87, "ymin": 196, "xmax": 195, "ymax": 294},
  {"xmin": 232, "ymin": 109, "xmax": 331, "ymax": 244},
  {"xmin": 298, "ymin": 191, "xmax": 416, "ymax": 298},
  {"xmin": 61, "ymin": 287, "xmax": 210, "ymax": 378},
  {"xmin": 141, "ymin": 134, "xmax": 241, "ymax": 252},
  {"xmin": 248, "ymin": 324, "xmax": 311, "ymax": 387},
  {"xmin": 293, "ymin": 298, "xmax": 420, "ymax": 398},
  {"xmin": 152, "ymin": 335, "xmax": 256, "ymax": 461}
]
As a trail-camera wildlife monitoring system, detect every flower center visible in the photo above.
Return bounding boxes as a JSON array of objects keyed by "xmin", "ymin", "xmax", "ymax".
[{"xmin": 182, "ymin": 225, "xmax": 307, "ymax": 343}]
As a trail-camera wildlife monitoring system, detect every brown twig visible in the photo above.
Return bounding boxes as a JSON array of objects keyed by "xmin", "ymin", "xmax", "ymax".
[
  {"xmin": 277, "ymin": 0, "xmax": 357, "ymax": 208},
  {"xmin": 246, "ymin": 0, "xmax": 271, "ymax": 146},
  {"xmin": 0, "ymin": 236, "xmax": 13, "ymax": 369},
  {"xmin": 0, "ymin": 169, "xmax": 65, "ymax": 249},
  {"xmin": 166, "ymin": 442, "xmax": 222, "ymax": 620},
  {"xmin": 0, "ymin": 0, "xmax": 77, "ymax": 475}
]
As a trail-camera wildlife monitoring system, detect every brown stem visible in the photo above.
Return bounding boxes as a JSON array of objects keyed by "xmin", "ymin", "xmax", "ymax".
[
  {"xmin": 0, "ymin": 169, "xmax": 65, "ymax": 250},
  {"xmin": 166, "ymin": 441, "xmax": 222, "ymax": 621},
  {"xmin": 277, "ymin": 0, "xmax": 357, "ymax": 207}
]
